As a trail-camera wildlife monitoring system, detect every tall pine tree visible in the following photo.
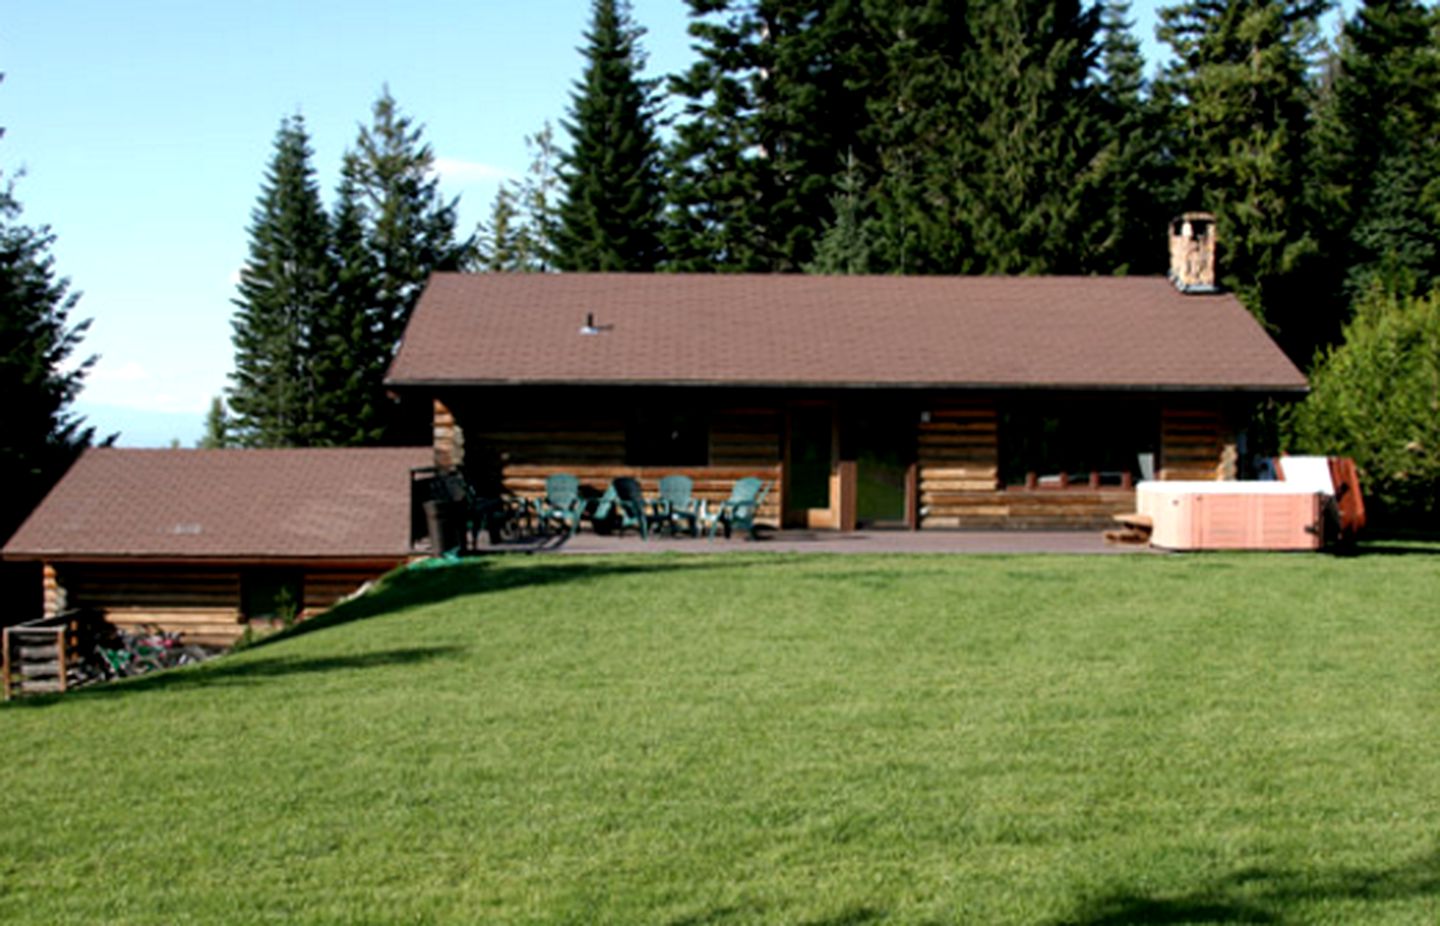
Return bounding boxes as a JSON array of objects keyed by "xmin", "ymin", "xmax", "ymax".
[
  {"xmin": 228, "ymin": 115, "xmax": 334, "ymax": 447},
  {"xmin": 1310, "ymin": 0, "xmax": 1440, "ymax": 307},
  {"xmin": 0, "ymin": 177, "xmax": 98, "ymax": 544},
  {"xmin": 475, "ymin": 123, "xmax": 561, "ymax": 272},
  {"xmin": 865, "ymin": 0, "xmax": 1102, "ymax": 274},
  {"xmin": 555, "ymin": 0, "xmax": 665, "ymax": 271},
  {"xmin": 1079, "ymin": 0, "xmax": 1172, "ymax": 274},
  {"xmin": 335, "ymin": 89, "xmax": 470, "ymax": 443},
  {"xmin": 1158, "ymin": 0, "xmax": 1327, "ymax": 354},
  {"xmin": 866, "ymin": 1, "xmax": 975, "ymax": 273},
  {"xmin": 664, "ymin": 0, "xmax": 878, "ymax": 272},
  {"xmin": 315, "ymin": 158, "xmax": 387, "ymax": 445},
  {"xmin": 956, "ymin": 0, "xmax": 1102, "ymax": 273},
  {"xmin": 663, "ymin": 0, "xmax": 775, "ymax": 271},
  {"xmin": 345, "ymin": 89, "xmax": 469, "ymax": 351}
]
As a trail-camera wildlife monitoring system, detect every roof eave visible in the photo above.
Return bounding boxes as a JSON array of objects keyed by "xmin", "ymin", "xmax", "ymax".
[
  {"xmin": 387, "ymin": 377, "xmax": 1309, "ymax": 394},
  {"xmin": 1, "ymin": 551, "xmax": 414, "ymax": 565}
]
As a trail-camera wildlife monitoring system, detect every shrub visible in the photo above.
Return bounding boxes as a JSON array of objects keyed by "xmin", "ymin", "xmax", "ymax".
[{"xmin": 1286, "ymin": 286, "xmax": 1440, "ymax": 525}]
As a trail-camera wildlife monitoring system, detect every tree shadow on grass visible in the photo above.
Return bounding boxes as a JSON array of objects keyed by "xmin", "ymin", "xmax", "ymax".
[
  {"xmin": 665, "ymin": 905, "xmax": 884, "ymax": 926},
  {"xmin": 269, "ymin": 554, "xmax": 739, "ymax": 644},
  {"xmin": 1051, "ymin": 847, "xmax": 1440, "ymax": 925},
  {"xmin": 3, "ymin": 554, "xmax": 853, "ymax": 710},
  {"xmin": 7, "ymin": 645, "xmax": 466, "ymax": 708}
]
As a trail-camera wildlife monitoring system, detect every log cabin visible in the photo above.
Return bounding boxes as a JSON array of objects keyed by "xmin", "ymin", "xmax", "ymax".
[
  {"xmin": 2, "ymin": 447, "xmax": 430, "ymax": 642},
  {"xmin": 385, "ymin": 216, "xmax": 1306, "ymax": 531}
]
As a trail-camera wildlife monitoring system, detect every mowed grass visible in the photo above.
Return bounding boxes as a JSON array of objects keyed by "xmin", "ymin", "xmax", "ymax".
[{"xmin": 2, "ymin": 551, "xmax": 1438, "ymax": 924}]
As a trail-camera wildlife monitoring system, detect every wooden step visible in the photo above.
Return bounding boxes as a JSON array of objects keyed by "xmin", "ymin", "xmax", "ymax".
[{"xmin": 17, "ymin": 645, "xmax": 59, "ymax": 660}]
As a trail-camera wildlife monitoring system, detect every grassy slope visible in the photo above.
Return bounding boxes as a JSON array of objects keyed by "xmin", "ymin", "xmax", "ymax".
[{"xmin": 2, "ymin": 551, "xmax": 1438, "ymax": 925}]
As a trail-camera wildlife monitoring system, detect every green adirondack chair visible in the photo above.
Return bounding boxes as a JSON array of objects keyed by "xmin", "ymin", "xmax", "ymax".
[
  {"xmin": 654, "ymin": 475, "xmax": 701, "ymax": 537},
  {"xmin": 592, "ymin": 477, "xmax": 652, "ymax": 539},
  {"xmin": 704, "ymin": 477, "xmax": 771, "ymax": 540},
  {"xmin": 535, "ymin": 473, "xmax": 585, "ymax": 538}
]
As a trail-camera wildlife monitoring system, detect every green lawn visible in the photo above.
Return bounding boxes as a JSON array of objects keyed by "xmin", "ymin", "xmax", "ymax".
[{"xmin": 2, "ymin": 551, "xmax": 1438, "ymax": 924}]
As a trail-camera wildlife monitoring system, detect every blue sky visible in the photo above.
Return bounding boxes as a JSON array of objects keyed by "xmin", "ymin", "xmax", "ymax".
[{"xmin": 5, "ymin": 1, "xmax": 1239, "ymax": 446}]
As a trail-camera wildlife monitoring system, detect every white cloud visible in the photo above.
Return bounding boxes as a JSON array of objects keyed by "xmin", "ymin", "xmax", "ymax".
[
  {"xmin": 431, "ymin": 157, "xmax": 513, "ymax": 184},
  {"xmin": 86, "ymin": 359, "xmax": 152, "ymax": 384},
  {"xmin": 79, "ymin": 359, "xmax": 218, "ymax": 415}
]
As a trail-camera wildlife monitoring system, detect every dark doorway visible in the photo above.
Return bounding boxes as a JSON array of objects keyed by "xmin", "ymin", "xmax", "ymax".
[
  {"xmin": 787, "ymin": 405, "xmax": 833, "ymax": 524},
  {"xmin": 846, "ymin": 409, "xmax": 912, "ymax": 527}
]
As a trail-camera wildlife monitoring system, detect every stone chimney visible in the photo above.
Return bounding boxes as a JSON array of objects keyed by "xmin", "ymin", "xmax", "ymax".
[{"xmin": 1168, "ymin": 212, "xmax": 1218, "ymax": 293}]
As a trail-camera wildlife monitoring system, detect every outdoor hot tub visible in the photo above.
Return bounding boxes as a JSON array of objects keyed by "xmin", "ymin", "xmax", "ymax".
[{"xmin": 1135, "ymin": 480, "xmax": 1325, "ymax": 551}]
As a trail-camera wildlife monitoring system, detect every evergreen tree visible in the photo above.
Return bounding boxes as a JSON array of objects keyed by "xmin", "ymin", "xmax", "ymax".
[
  {"xmin": 474, "ymin": 124, "xmax": 562, "ymax": 272},
  {"xmin": 866, "ymin": 0, "xmax": 1103, "ymax": 274},
  {"xmin": 0, "ymin": 178, "xmax": 98, "ymax": 545},
  {"xmin": 228, "ymin": 115, "xmax": 333, "ymax": 447},
  {"xmin": 664, "ymin": 0, "xmax": 877, "ymax": 272},
  {"xmin": 1080, "ymin": 0, "xmax": 1172, "ymax": 274},
  {"xmin": 198, "ymin": 396, "xmax": 230, "ymax": 449},
  {"xmin": 315, "ymin": 160, "xmax": 387, "ymax": 444},
  {"xmin": 345, "ymin": 88, "xmax": 469, "ymax": 350},
  {"xmin": 663, "ymin": 0, "xmax": 779, "ymax": 271},
  {"xmin": 1310, "ymin": 0, "xmax": 1440, "ymax": 310},
  {"xmin": 330, "ymin": 89, "xmax": 470, "ymax": 444},
  {"xmin": 475, "ymin": 183, "xmax": 527, "ymax": 272},
  {"xmin": 555, "ymin": 0, "xmax": 665, "ymax": 271},
  {"xmin": 806, "ymin": 149, "xmax": 874, "ymax": 274},
  {"xmin": 866, "ymin": 2, "xmax": 975, "ymax": 273},
  {"xmin": 956, "ymin": 0, "xmax": 1102, "ymax": 273},
  {"xmin": 1157, "ymin": 0, "xmax": 1328, "ymax": 350}
]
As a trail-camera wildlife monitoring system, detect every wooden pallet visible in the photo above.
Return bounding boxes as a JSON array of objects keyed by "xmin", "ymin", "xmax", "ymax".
[
  {"xmin": 1, "ymin": 612, "xmax": 103, "ymax": 700},
  {"xmin": 1104, "ymin": 512, "xmax": 1154, "ymax": 545}
]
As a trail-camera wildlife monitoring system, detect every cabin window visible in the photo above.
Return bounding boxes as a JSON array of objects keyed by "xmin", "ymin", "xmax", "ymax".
[
  {"xmin": 1000, "ymin": 401, "xmax": 1156, "ymax": 489},
  {"xmin": 243, "ymin": 570, "xmax": 303, "ymax": 621},
  {"xmin": 625, "ymin": 408, "xmax": 709, "ymax": 466}
]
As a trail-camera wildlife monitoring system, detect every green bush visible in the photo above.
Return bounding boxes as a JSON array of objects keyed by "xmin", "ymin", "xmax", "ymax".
[{"xmin": 1286, "ymin": 286, "xmax": 1440, "ymax": 525}]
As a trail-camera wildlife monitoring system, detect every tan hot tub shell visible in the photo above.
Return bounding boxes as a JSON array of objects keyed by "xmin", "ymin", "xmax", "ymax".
[{"xmin": 1136, "ymin": 481, "xmax": 1324, "ymax": 551}]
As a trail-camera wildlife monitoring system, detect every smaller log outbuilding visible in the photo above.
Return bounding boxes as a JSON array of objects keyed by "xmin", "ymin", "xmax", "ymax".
[{"xmin": 1, "ymin": 447, "xmax": 430, "ymax": 643}]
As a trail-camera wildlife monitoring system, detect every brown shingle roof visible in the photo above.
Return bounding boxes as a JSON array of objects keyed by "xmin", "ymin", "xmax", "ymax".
[
  {"xmin": 2, "ymin": 447, "xmax": 432, "ymax": 561},
  {"xmin": 386, "ymin": 273, "xmax": 1307, "ymax": 392}
]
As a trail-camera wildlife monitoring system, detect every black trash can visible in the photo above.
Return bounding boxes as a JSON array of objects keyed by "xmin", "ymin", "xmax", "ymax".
[{"xmin": 422, "ymin": 499, "xmax": 466, "ymax": 554}]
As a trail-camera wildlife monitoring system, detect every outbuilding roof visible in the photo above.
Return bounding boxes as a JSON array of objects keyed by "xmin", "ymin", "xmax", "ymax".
[
  {"xmin": 386, "ymin": 273, "xmax": 1307, "ymax": 393},
  {"xmin": 2, "ymin": 447, "xmax": 432, "ymax": 562}
]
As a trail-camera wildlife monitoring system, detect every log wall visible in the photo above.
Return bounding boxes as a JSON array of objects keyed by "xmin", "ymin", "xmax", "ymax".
[
  {"xmin": 42, "ymin": 563, "xmax": 64, "ymax": 619},
  {"xmin": 472, "ymin": 406, "xmax": 785, "ymax": 525},
  {"xmin": 52, "ymin": 561, "xmax": 399, "ymax": 646},
  {"xmin": 1159, "ymin": 407, "xmax": 1236, "ymax": 481},
  {"xmin": 454, "ymin": 394, "xmax": 1239, "ymax": 531},
  {"xmin": 434, "ymin": 399, "xmax": 464, "ymax": 469}
]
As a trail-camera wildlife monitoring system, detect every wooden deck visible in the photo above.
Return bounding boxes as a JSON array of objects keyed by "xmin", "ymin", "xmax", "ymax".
[{"xmin": 465, "ymin": 528, "xmax": 1157, "ymax": 556}]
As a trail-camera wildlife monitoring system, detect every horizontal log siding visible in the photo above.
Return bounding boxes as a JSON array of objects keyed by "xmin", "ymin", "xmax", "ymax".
[
  {"xmin": 433, "ymin": 399, "xmax": 463, "ymax": 469},
  {"xmin": 55, "ymin": 562, "xmax": 398, "ymax": 646},
  {"xmin": 476, "ymin": 407, "xmax": 784, "ymax": 526},
  {"xmin": 1159, "ymin": 407, "xmax": 1233, "ymax": 481},
  {"xmin": 302, "ymin": 568, "xmax": 391, "ymax": 615},
  {"xmin": 917, "ymin": 402, "xmax": 1135, "ymax": 529},
  {"xmin": 59, "ymin": 564, "xmax": 243, "ymax": 645},
  {"xmin": 921, "ymin": 490, "xmax": 1138, "ymax": 529},
  {"xmin": 475, "ymin": 415, "xmax": 627, "ymax": 466},
  {"xmin": 918, "ymin": 403, "xmax": 998, "ymax": 528}
]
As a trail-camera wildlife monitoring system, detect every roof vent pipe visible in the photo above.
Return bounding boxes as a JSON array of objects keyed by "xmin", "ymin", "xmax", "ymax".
[
  {"xmin": 1169, "ymin": 212, "xmax": 1218, "ymax": 293},
  {"xmin": 580, "ymin": 312, "xmax": 600, "ymax": 335}
]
